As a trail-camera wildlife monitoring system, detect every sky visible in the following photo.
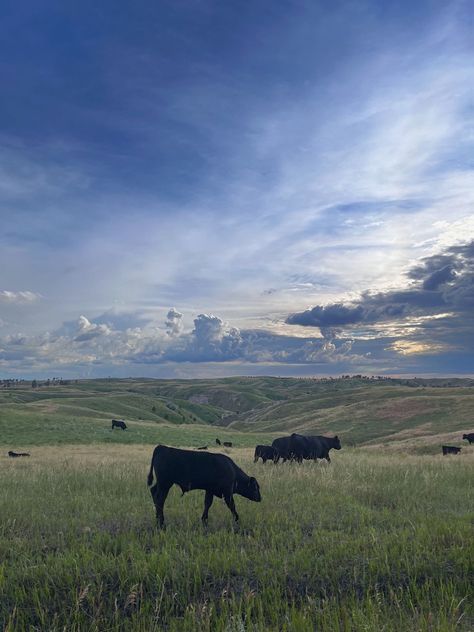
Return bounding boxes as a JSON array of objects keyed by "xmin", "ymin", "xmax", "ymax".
[{"xmin": 0, "ymin": 0, "xmax": 473, "ymax": 379}]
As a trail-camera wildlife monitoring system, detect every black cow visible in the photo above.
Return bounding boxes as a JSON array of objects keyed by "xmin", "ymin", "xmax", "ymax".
[
  {"xmin": 8, "ymin": 450, "xmax": 30, "ymax": 457},
  {"xmin": 462, "ymin": 433, "xmax": 474, "ymax": 444},
  {"xmin": 442, "ymin": 445, "xmax": 461, "ymax": 455},
  {"xmin": 271, "ymin": 435, "xmax": 295, "ymax": 462},
  {"xmin": 271, "ymin": 434, "xmax": 314, "ymax": 463},
  {"xmin": 272, "ymin": 433, "xmax": 341, "ymax": 463},
  {"xmin": 147, "ymin": 445, "xmax": 261, "ymax": 528},
  {"xmin": 306, "ymin": 435, "xmax": 342, "ymax": 463},
  {"xmin": 215, "ymin": 438, "xmax": 222, "ymax": 445},
  {"xmin": 254, "ymin": 445, "xmax": 278, "ymax": 463},
  {"xmin": 111, "ymin": 419, "xmax": 127, "ymax": 430},
  {"xmin": 223, "ymin": 441, "xmax": 233, "ymax": 448}
]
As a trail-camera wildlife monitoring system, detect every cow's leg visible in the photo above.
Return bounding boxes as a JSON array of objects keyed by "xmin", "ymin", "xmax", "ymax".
[
  {"xmin": 325, "ymin": 455, "xmax": 331, "ymax": 463},
  {"xmin": 262, "ymin": 457, "xmax": 267, "ymax": 464},
  {"xmin": 151, "ymin": 483, "xmax": 171, "ymax": 529},
  {"xmin": 224, "ymin": 494, "xmax": 239, "ymax": 522},
  {"xmin": 201, "ymin": 491, "xmax": 214, "ymax": 524}
]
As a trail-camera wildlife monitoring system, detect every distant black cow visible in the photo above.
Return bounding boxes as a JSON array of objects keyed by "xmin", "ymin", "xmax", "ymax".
[
  {"xmin": 147, "ymin": 445, "xmax": 261, "ymax": 528},
  {"xmin": 462, "ymin": 433, "xmax": 474, "ymax": 444},
  {"xmin": 8, "ymin": 450, "xmax": 30, "ymax": 457},
  {"xmin": 111, "ymin": 419, "xmax": 127, "ymax": 430},
  {"xmin": 442, "ymin": 445, "xmax": 461, "ymax": 455},
  {"xmin": 215, "ymin": 438, "xmax": 221, "ymax": 445},
  {"xmin": 254, "ymin": 445, "xmax": 278, "ymax": 463},
  {"xmin": 197, "ymin": 445, "xmax": 208, "ymax": 450},
  {"xmin": 272, "ymin": 433, "xmax": 341, "ymax": 463},
  {"xmin": 223, "ymin": 441, "xmax": 233, "ymax": 448}
]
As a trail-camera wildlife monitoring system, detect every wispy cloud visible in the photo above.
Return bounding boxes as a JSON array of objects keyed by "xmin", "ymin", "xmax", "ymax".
[{"xmin": 0, "ymin": 290, "xmax": 41, "ymax": 303}]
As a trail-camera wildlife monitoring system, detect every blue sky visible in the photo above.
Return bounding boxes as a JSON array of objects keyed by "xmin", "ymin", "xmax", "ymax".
[{"xmin": 0, "ymin": 0, "xmax": 473, "ymax": 378}]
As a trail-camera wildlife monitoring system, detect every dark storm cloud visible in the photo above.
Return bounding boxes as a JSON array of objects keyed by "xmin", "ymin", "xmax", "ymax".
[
  {"xmin": 287, "ymin": 240, "xmax": 474, "ymax": 328},
  {"xmin": 422, "ymin": 266, "xmax": 456, "ymax": 291}
]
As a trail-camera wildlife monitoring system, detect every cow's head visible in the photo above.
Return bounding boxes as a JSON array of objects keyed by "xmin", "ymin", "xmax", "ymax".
[
  {"xmin": 463, "ymin": 434, "xmax": 467, "ymax": 440},
  {"xmin": 333, "ymin": 435, "xmax": 342, "ymax": 450},
  {"xmin": 245, "ymin": 476, "xmax": 261, "ymax": 502}
]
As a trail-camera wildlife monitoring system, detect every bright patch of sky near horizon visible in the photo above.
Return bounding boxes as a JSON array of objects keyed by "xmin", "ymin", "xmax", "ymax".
[{"xmin": 0, "ymin": 0, "xmax": 473, "ymax": 377}]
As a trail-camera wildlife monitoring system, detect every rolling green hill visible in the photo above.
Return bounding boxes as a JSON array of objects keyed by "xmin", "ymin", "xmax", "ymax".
[{"xmin": 1, "ymin": 376, "xmax": 473, "ymax": 450}]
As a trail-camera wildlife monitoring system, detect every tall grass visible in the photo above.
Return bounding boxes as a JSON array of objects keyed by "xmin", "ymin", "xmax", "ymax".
[{"xmin": 1, "ymin": 446, "xmax": 472, "ymax": 630}]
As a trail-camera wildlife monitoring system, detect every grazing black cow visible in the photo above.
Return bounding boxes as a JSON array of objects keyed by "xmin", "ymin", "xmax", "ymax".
[
  {"xmin": 272, "ymin": 433, "xmax": 342, "ymax": 463},
  {"xmin": 462, "ymin": 433, "xmax": 474, "ymax": 444},
  {"xmin": 197, "ymin": 445, "xmax": 208, "ymax": 450},
  {"xmin": 215, "ymin": 438, "xmax": 221, "ymax": 445},
  {"xmin": 442, "ymin": 445, "xmax": 461, "ymax": 455},
  {"xmin": 254, "ymin": 445, "xmax": 278, "ymax": 463},
  {"xmin": 147, "ymin": 445, "xmax": 261, "ymax": 528},
  {"xmin": 111, "ymin": 419, "xmax": 127, "ymax": 430},
  {"xmin": 223, "ymin": 441, "xmax": 233, "ymax": 448},
  {"xmin": 8, "ymin": 450, "xmax": 30, "ymax": 457}
]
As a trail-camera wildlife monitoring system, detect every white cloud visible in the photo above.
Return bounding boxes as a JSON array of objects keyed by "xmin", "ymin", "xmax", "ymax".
[
  {"xmin": 74, "ymin": 315, "xmax": 112, "ymax": 342},
  {"xmin": 0, "ymin": 290, "xmax": 40, "ymax": 303}
]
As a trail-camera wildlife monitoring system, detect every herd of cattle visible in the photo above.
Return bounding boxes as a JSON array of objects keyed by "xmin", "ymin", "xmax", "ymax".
[
  {"xmin": 6, "ymin": 418, "xmax": 474, "ymax": 529},
  {"xmin": 255, "ymin": 433, "xmax": 341, "ymax": 463},
  {"xmin": 146, "ymin": 431, "xmax": 473, "ymax": 528}
]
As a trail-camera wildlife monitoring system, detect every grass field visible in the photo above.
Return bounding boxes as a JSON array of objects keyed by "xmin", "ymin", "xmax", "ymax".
[
  {"xmin": 1, "ymin": 377, "xmax": 473, "ymax": 630},
  {"xmin": 1, "ymin": 445, "xmax": 473, "ymax": 631}
]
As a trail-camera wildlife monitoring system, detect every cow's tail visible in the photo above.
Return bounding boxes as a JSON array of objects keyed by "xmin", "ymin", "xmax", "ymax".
[{"xmin": 147, "ymin": 445, "xmax": 161, "ymax": 487}]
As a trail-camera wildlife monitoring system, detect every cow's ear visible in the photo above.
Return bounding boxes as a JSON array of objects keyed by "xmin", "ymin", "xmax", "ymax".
[{"xmin": 334, "ymin": 435, "xmax": 338, "ymax": 440}]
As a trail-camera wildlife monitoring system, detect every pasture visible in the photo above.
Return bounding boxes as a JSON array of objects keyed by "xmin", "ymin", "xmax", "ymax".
[{"xmin": 1, "ymin": 445, "xmax": 473, "ymax": 631}]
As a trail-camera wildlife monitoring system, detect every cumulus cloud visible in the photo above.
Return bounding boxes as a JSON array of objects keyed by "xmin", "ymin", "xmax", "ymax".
[
  {"xmin": 165, "ymin": 308, "xmax": 183, "ymax": 336},
  {"xmin": 74, "ymin": 315, "xmax": 112, "ymax": 342},
  {"xmin": 193, "ymin": 314, "xmax": 225, "ymax": 342},
  {"xmin": 0, "ymin": 306, "xmax": 364, "ymax": 375},
  {"xmin": 160, "ymin": 314, "xmax": 244, "ymax": 362},
  {"xmin": 190, "ymin": 314, "xmax": 243, "ymax": 361}
]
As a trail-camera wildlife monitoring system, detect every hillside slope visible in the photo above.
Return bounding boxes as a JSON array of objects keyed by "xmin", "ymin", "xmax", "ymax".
[{"xmin": 1, "ymin": 376, "xmax": 473, "ymax": 448}]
